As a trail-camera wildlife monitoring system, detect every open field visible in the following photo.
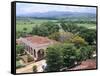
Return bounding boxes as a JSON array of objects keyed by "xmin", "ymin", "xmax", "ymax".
[
  {"xmin": 16, "ymin": 19, "xmax": 96, "ymax": 33},
  {"xmin": 77, "ymin": 23, "xmax": 96, "ymax": 29},
  {"xmin": 16, "ymin": 19, "xmax": 57, "ymax": 33},
  {"xmin": 16, "ymin": 24, "xmax": 34, "ymax": 33}
]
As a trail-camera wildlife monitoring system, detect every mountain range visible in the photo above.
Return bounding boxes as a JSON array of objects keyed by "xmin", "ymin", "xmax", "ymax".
[{"xmin": 17, "ymin": 11, "xmax": 96, "ymax": 20}]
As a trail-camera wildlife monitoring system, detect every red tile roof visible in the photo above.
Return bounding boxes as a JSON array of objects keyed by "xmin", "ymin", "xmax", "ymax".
[
  {"xmin": 68, "ymin": 59, "xmax": 96, "ymax": 70},
  {"xmin": 25, "ymin": 36, "xmax": 57, "ymax": 45}
]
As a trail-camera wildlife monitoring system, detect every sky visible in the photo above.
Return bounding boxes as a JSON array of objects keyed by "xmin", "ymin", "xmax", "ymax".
[{"xmin": 16, "ymin": 3, "xmax": 96, "ymax": 16}]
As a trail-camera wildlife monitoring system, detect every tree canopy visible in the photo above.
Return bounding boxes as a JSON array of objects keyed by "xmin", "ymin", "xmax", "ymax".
[
  {"xmin": 45, "ymin": 43, "xmax": 94, "ymax": 71},
  {"xmin": 16, "ymin": 45, "xmax": 25, "ymax": 56},
  {"xmin": 46, "ymin": 44, "xmax": 63, "ymax": 72}
]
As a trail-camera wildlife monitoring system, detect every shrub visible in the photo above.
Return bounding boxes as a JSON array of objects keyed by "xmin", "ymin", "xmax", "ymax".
[
  {"xmin": 16, "ymin": 61, "xmax": 25, "ymax": 69},
  {"xmin": 70, "ymin": 35, "xmax": 87, "ymax": 48},
  {"xmin": 33, "ymin": 65, "xmax": 37, "ymax": 72},
  {"xmin": 27, "ymin": 54, "xmax": 34, "ymax": 62},
  {"xmin": 16, "ymin": 45, "xmax": 25, "ymax": 55},
  {"xmin": 16, "ymin": 56, "xmax": 20, "ymax": 61}
]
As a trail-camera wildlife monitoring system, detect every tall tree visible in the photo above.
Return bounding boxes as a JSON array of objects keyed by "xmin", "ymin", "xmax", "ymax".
[
  {"xmin": 46, "ymin": 45, "xmax": 63, "ymax": 72},
  {"xmin": 79, "ymin": 29, "xmax": 96, "ymax": 45},
  {"xmin": 61, "ymin": 44, "xmax": 77, "ymax": 67}
]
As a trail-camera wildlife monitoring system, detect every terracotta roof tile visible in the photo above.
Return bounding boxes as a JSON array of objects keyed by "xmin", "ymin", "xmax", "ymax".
[
  {"xmin": 68, "ymin": 59, "xmax": 96, "ymax": 70},
  {"xmin": 25, "ymin": 36, "xmax": 56, "ymax": 44}
]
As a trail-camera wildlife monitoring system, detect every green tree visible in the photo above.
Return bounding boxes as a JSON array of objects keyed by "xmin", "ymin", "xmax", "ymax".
[
  {"xmin": 16, "ymin": 31, "xmax": 21, "ymax": 38},
  {"xmin": 23, "ymin": 27, "xmax": 27, "ymax": 32},
  {"xmin": 76, "ymin": 45, "xmax": 93, "ymax": 61},
  {"xmin": 46, "ymin": 45, "xmax": 63, "ymax": 72},
  {"xmin": 70, "ymin": 35, "xmax": 87, "ymax": 48},
  {"xmin": 31, "ymin": 21, "xmax": 59, "ymax": 37},
  {"xmin": 32, "ymin": 25, "xmax": 49, "ymax": 36},
  {"xmin": 79, "ymin": 29, "xmax": 96, "ymax": 45},
  {"xmin": 61, "ymin": 44, "xmax": 77, "ymax": 67},
  {"xmin": 22, "ymin": 27, "xmax": 28, "ymax": 37},
  {"xmin": 42, "ymin": 21, "xmax": 59, "ymax": 35},
  {"xmin": 60, "ymin": 21, "xmax": 78, "ymax": 33},
  {"xmin": 16, "ymin": 45, "xmax": 25, "ymax": 56},
  {"xmin": 16, "ymin": 31, "xmax": 27, "ymax": 38},
  {"xmin": 48, "ymin": 32, "xmax": 60, "ymax": 41},
  {"xmin": 32, "ymin": 25, "xmax": 39, "ymax": 35}
]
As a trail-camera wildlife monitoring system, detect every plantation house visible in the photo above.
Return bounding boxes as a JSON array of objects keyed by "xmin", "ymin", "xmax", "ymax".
[{"xmin": 16, "ymin": 36, "xmax": 57, "ymax": 61}]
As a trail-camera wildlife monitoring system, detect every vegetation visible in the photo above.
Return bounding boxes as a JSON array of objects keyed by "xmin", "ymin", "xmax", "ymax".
[
  {"xmin": 46, "ymin": 45, "xmax": 63, "ymax": 72},
  {"xmin": 16, "ymin": 45, "xmax": 25, "ymax": 56},
  {"xmin": 79, "ymin": 29, "xmax": 96, "ymax": 45},
  {"xmin": 48, "ymin": 32, "xmax": 60, "ymax": 41},
  {"xmin": 31, "ymin": 21, "xmax": 59, "ymax": 36},
  {"xmin": 33, "ymin": 65, "xmax": 37, "ymax": 72},
  {"xmin": 45, "ymin": 43, "xmax": 94, "ymax": 71},
  {"xmin": 61, "ymin": 44, "xmax": 77, "ymax": 67},
  {"xmin": 27, "ymin": 54, "xmax": 34, "ymax": 62},
  {"xmin": 32, "ymin": 25, "xmax": 49, "ymax": 36},
  {"xmin": 16, "ymin": 16, "xmax": 96, "ymax": 71},
  {"xmin": 59, "ymin": 20, "xmax": 96, "ymax": 45},
  {"xmin": 16, "ymin": 61, "xmax": 25, "ymax": 69},
  {"xmin": 70, "ymin": 35, "xmax": 87, "ymax": 48}
]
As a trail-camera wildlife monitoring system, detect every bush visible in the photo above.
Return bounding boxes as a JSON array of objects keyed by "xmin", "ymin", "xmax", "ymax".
[
  {"xmin": 16, "ymin": 61, "xmax": 25, "ymax": 69},
  {"xmin": 33, "ymin": 65, "xmax": 37, "ymax": 72},
  {"xmin": 16, "ymin": 56, "xmax": 21, "ymax": 61},
  {"xmin": 70, "ymin": 35, "xmax": 87, "ymax": 48},
  {"xmin": 27, "ymin": 54, "xmax": 34, "ymax": 62},
  {"xmin": 16, "ymin": 45, "xmax": 25, "ymax": 55}
]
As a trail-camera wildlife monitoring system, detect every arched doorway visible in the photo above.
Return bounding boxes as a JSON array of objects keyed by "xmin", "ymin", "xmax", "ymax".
[{"xmin": 37, "ymin": 49, "xmax": 44, "ymax": 60}]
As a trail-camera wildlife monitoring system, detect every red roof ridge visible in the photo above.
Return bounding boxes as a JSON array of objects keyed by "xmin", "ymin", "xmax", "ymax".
[{"xmin": 25, "ymin": 35, "xmax": 56, "ymax": 44}]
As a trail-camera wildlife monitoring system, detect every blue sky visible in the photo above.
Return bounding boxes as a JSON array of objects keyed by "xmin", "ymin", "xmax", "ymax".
[{"xmin": 16, "ymin": 3, "xmax": 96, "ymax": 16}]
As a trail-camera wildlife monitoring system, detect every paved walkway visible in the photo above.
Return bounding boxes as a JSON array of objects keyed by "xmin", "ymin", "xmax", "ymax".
[{"xmin": 16, "ymin": 59, "xmax": 46, "ymax": 73}]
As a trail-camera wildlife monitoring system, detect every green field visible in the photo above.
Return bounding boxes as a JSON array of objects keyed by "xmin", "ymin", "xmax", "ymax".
[
  {"xmin": 77, "ymin": 23, "xmax": 96, "ymax": 29},
  {"xmin": 16, "ymin": 19, "xmax": 96, "ymax": 33},
  {"xmin": 16, "ymin": 23, "xmax": 34, "ymax": 33},
  {"xmin": 16, "ymin": 19, "xmax": 57, "ymax": 33}
]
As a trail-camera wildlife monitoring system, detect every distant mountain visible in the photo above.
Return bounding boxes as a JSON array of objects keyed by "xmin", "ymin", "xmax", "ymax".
[{"xmin": 17, "ymin": 11, "xmax": 96, "ymax": 20}]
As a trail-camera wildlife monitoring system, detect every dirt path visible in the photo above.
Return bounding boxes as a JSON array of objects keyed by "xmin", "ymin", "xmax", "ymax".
[{"xmin": 16, "ymin": 59, "xmax": 46, "ymax": 73}]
